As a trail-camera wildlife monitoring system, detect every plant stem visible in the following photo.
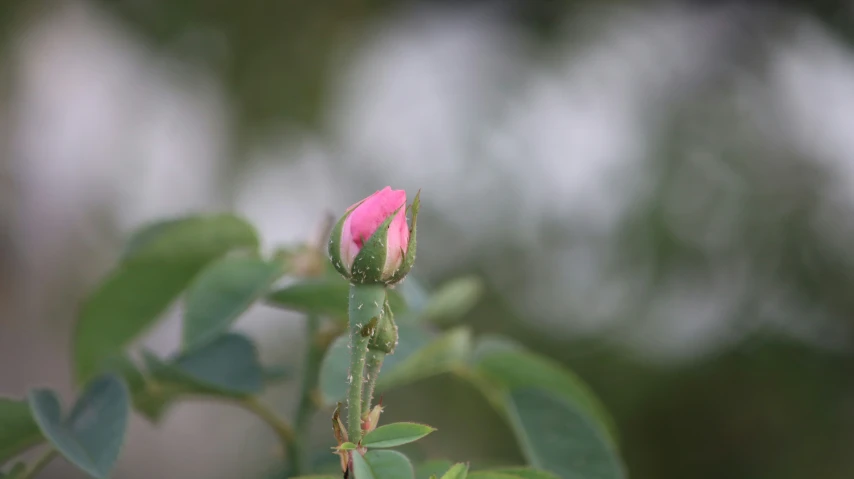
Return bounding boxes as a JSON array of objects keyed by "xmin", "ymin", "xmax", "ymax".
[
  {"xmin": 286, "ymin": 314, "xmax": 325, "ymax": 477},
  {"xmin": 346, "ymin": 284, "xmax": 386, "ymax": 443},
  {"xmin": 362, "ymin": 349, "xmax": 385, "ymax": 415},
  {"xmin": 237, "ymin": 397, "xmax": 297, "ymax": 452},
  {"xmin": 19, "ymin": 448, "xmax": 58, "ymax": 479}
]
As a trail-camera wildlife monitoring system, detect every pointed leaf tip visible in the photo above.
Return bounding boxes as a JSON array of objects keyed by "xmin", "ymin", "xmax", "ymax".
[
  {"xmin": 440, "ymin": 463, "xmax": 469, "ymax": 479},
  {"xmin": 361, "ymin": 422, "xmax": 436, "ymax": 448}
]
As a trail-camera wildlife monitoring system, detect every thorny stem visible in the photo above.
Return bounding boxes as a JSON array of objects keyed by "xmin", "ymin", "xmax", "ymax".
[
  {"xmin": 362, "ymin": 349, "xmax": 385, "ymax": 416},
  {"xmin": 286, "ymin": 314, "xmax": 326, "ymax": 477},
  {"xmin": 346, "ymin": 284, "xmax": 386, "ymax": 443},
  {"xmin": 19, "ymin": 448, "xmax": 58, "ymax": 479}
]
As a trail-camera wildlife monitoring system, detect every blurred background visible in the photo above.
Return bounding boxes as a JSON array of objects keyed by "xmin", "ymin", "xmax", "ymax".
[{"xmin": 3, "ymin": 0, "xmax": 854, "ymax": 478}]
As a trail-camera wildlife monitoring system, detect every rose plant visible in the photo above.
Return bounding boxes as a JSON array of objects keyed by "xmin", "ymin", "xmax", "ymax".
[{"xmin": 0, "ymin": 187, "xmax": 626, "ymax": 479}]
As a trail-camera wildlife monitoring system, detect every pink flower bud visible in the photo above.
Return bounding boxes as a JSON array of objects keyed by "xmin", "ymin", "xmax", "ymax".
[{"xmin": 329, "ymin": 186, "xmax": 417, "ymax": 283}]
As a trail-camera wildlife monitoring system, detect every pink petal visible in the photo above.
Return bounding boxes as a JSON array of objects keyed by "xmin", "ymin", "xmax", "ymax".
[
  {"xmin": 348, "ymin": 187, "xmax": 407, "ymax": 248},
  {"xmin": 339, "ymin": 213, "xmax": 359, "ymax": 273},
  {"xmin": 382, "ymin": 204, "xmax": 410, "ymax": 276}
]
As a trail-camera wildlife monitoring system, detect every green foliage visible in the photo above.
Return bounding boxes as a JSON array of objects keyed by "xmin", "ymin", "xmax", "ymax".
[
  {"xmin": 319, "ymin": 322, "xmax": 433, "ymax": 405},
  {"xmin": 376, "ymin": 327, "xmax": 471, "ymax": 390},
  {"xmin": 74, "ymin": 215, "xmax": 259, "ymax": 384},
  {"xmin": 467, "ymin": 474, "xmax": 530, "ymax": 479},
  {"xmin": 268, "ymin": 278, "xmax": 351, "ymax": 320},
  {"xmin": 419, "ymin": 276, "xmax": 484, "ymax": 326},
  {"xmin": 318, "ymin": 335, "xmax": 351, "ymax": 404},
  {"xmin": 6, "ymin": 212, "xmax": 626, "ymax": 479},
  {"xmin": 352, "ymin": 451, "xmax": 377, "ymax": 479},
  {"xmin": 440, "ymin": 463, "xmax": 470, "ymax": 479},
  {"xmin": 416, "ymin": 460, "xmax": 454, "ymax": 479},
  {"xmin": 0, "ymin": 399, "xmax": 42, "ymax": 464},
  {"xmin": 362, "ymin": 422, "xmax": 436, "ymax": 448},
  {"xmin": 183, "ymin": 256, "xmax": 283, "ymax": 349},
  {"xmin": 505, "ymin": 389, "xmax": 625, "ymax": 479},
  {"xmin": 472, "ymin": 348, "xmax": 618, "ymax": 444},
  {"xmin": 472, "ymin": 468, "xmax": 559, "ymax": 479},
  {"xmin": 105, "ymin": 334, "xmax": 265, "ymax": 422},
  {"xmin": 363, "ymin": 450, "xmax": 417, "ymax": 479},
  {"xmin": 95, "ymin": 354, "xmax": 179, "ymax": 422},
  {"xmin": 320, "ymin": 321, "xmax": 620, "ymax": 479},
  {"xmin": 144, "ymin": 333, "xmax": 264, "ymax": 396},
  {"xmin": 375, "ymin": 322, "xmax": 434, "ymax": 379},
  {"xmin": 267, "ymin": 277, "xmax": 406, "ymax": 321},
  {"xmin": 28, "ymin": 375, "xmax": 130, "ymax": 479}
]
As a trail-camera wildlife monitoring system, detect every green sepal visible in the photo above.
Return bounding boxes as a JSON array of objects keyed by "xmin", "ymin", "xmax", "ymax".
[
  {"xmin": 328, "ymin": 206, "xmax": 359, "ymax": 280},
  {"xmin": 369, "ymin": 299, "xmax": 398, "ymax": 354},
  {"xmin": 350, "ymin": 206, "xmax": 402, "ymax": 285},
  {"xmin": 332, "ymin": 402, "xmax": 347, "ymax": 443},
  {"xmin": 388, "ymin": 190, "xmax": 419, "ymax": 285}
]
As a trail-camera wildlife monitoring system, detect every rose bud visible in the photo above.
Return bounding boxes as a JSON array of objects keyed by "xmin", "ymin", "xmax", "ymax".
[{"xmin": 329, "ymin": 186, "xmax": 419, "ymax": 285}]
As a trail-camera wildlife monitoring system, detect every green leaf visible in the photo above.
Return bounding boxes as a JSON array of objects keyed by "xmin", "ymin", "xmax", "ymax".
[
  {"xmin": 420, "ymin": 276, "xmax": 483, "ymax": 326},
  {"xmin": 29, "ymin": 375, "xmax": 130, "ymax": 479},
  {"xmin": 0, "ymin": 398, "xmax": 43, "ymax": 464},
  {"xmin": 504, "ymin": 389, "xmax": 625, "ymax": 479},
  {"xmin": 132, "ymin": 334, "xmax": 264, "ymax": 421},
  {"xmin": 183, "ymin": 256, "xmax": 283, "ymax": 349},
  {"xmin": 144, "ymin": 333, "xmax": 264, "ymax": 397},
  {"xmin": 94, "ymin": 356, "xmax": 167, "ymax": 421},
  {"xmin": 470, "ymin": 336, "xmax": 523, "ymax": 363},
  {"xmin": 93, "ymin": 354, "xmax": 187, "ymax": 423},
  {"xmin": 339, "ymin": 442, "xmax": 357, "ymax": 450},
  {"xmin": 473, "ymin": 349, "xmax": 617, "ymax": 444},
  {"xmin": 318, "ymin": 335, "xmax": 350, "ymax": 404},
  {"xmin": 131, "ymin": 385, "xmax": 174, "ymax": 423},
  {"xmin": 466, "ymin": 474, "xmax": 523, "ymax": 479},
  {"xmin": 98, "ymin": 355, "xmax": 146, "ymax": 396},
  {"xmin": 319, "ymin": 324, "xmax": 468, "ymax": 406},
  {"xmin": 319, "ymin": 322, "xmax": 432, "ymax": 405},
  {"xmin": 472, "ymin": 468, "xmax": 559, "ymax": 479},
  {"xmin": 267, "ymin": 279, "xmax": 350, "ymax": 319},
  {"xmin": 365, "ymin": 450, "xmax": 416, "ymax": 479},
  {"xmin": 74, "ymin": 214, "xmax": 259, "ymax": 384},
  {"xmin": 362, "ymin": 422, "xmax": 436, "ymax": 448},
  {"xmin": 440, "ymin": 463, "xmax": 469, "ymax": 479},
  {"xmin": 268, "ymin": 278, "xmax": 407, "ymax": 321},
  {"xmin": 377, "ymin": 327, "xmax": 471, "ymax": 391},
  {"xmin": 352, "ymin": 452, "xmax": 376, "ymax": 479},
  {"xmin": 120, "ymin": 218, "xmax": 188, "ymax": 259},
  {"xmin": 415, "ymin": 460, "xmax": 453, "ymax": 479}
]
